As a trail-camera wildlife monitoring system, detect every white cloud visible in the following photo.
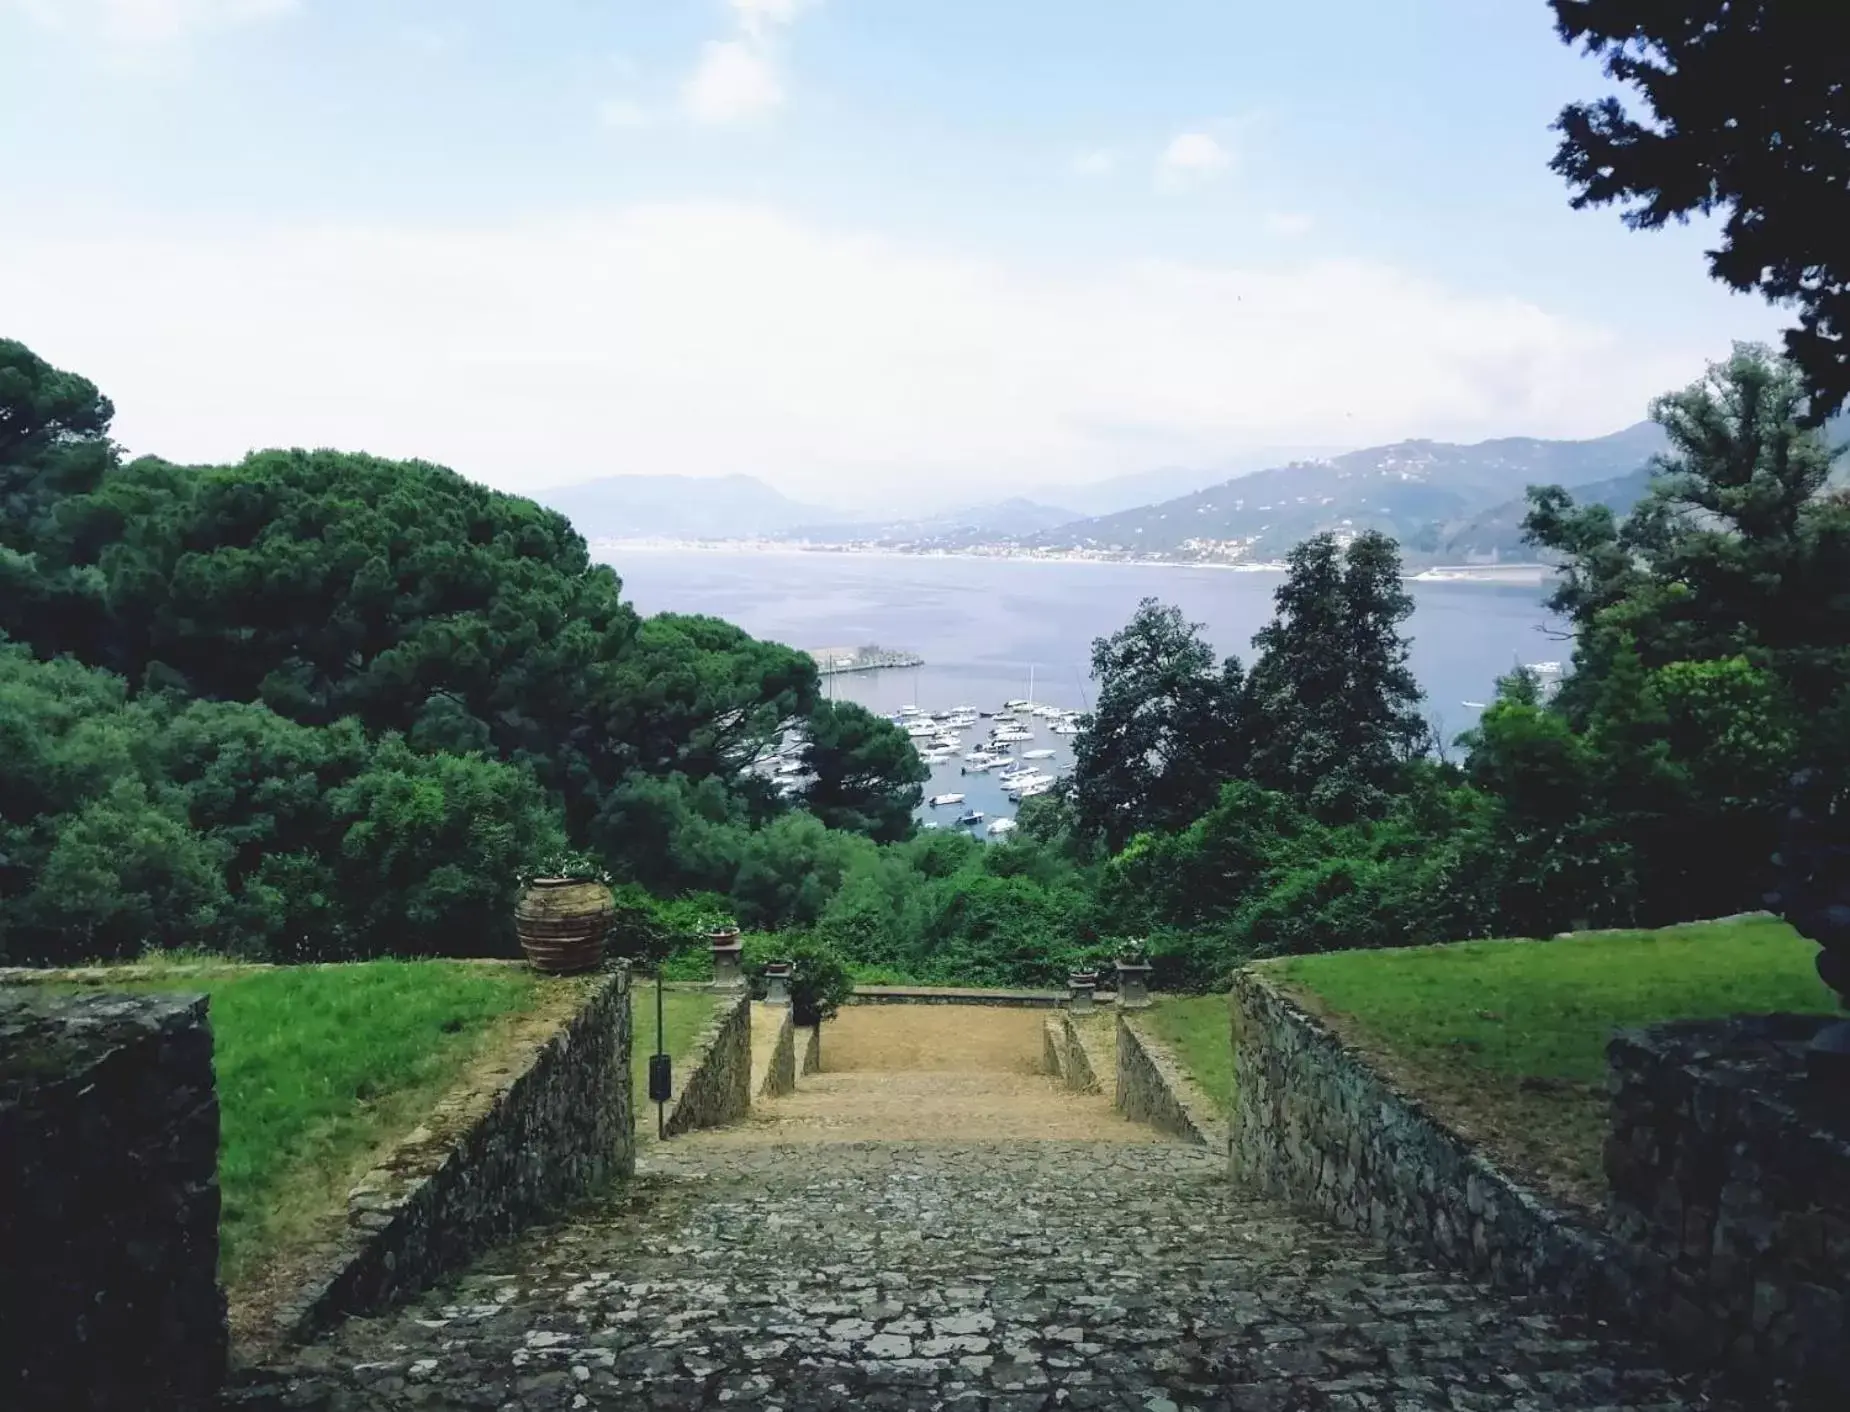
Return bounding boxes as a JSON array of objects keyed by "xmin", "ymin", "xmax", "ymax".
[
  {"xmin": 14, "ymin": 0, "xmax": 296, "ymax": 50},
  {"xmin": 1156, "ymin": 132, "xmax": 1232, "ymax": 190},
  {"xmin": 682, "ymin": 39, "xmax": 784, "ymax": 124},
  {"xmin": 0, "ymin": 204, "xmax": 1711, "ymax": 505},
  {"xmin": 1070, "ymin": 147, "xmax": 1119, "ymax": 178},
  {"xmin": 1265, "ymin": 211, "xmax": 1315, "ymax": 237},
  {"xmin": 597, "ymin": 98, "xmax": 653, "ymax": 130},
  {"xmin": 677, "ymin": 0, "xmax": 819, "ymax": 126},
  {"xmin": 728, "ymin": 0, "xmax": 814, "ymax": 36}
]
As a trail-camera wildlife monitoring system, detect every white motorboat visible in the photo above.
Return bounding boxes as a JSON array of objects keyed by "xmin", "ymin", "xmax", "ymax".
[
  {"xmin": 1009, "ymin": 779, "xmax": 1055, "ymax": 801},
  {"xmin": 1050, "ymin": 723, "xmax": 1081, "ymax": 736},
  {"xmin": 1021, "ymin": 748, "xmax": 1056, "ymax": 760},
  {"xmin": 928, "ymin": 792, "xmax": 966, "ymax": 807},
  {"xmin": 905, "ymin": 721, "xmax": 940, "ymax": 738},
  {"xmin": 986, "ymin": 817, "xmax": 1018, "ymax": 838},
  {"xmin": 992, "ymin": 728, "xmax": 1033, "ymax": 743},
  {"xmin": 956, "ymin": 810, "xmax": 985, "ymax": 826},
  {"xmin": 1003, "ymin": 698, "xmax": 1029, "ymax": 709}
]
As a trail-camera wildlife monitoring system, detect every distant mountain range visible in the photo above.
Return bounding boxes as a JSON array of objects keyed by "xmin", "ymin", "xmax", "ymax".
[
  {"xmin": 534, "ymin": 474, "xmax": 838, "ymax": 541},
  {"xmin": 1006, "ymin": 423, "xmax": 1670, "ymax": 565},
  {"xmin": 538, "ymin": 417, "xmax": 1845, "ymax": 563},
  {"xmin": 787, "ymin": 497, "xmax": 1080, "ymax": 543}
]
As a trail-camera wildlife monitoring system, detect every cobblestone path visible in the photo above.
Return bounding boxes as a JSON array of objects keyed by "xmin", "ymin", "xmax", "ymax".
[{"xmin": 237, "ymin": 1025, "xmax": 1740, "ymax": 1411}]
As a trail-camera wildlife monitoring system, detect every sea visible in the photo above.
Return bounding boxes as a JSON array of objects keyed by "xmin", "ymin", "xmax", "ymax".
[{"xmin": 610, "ymin": 548, "xmax": 1566, "ymax": 836}]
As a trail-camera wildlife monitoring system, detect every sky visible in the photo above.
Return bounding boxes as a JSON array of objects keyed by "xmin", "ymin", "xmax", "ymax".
[{"xmin": 0, "ymin": 0, "xmax": 1787, "ymax": 510}]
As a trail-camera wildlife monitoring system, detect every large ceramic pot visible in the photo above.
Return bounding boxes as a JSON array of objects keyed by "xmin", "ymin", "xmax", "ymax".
[{"xmin": 515, "ymin": 877, "xmax": 616, "ymax": 975}]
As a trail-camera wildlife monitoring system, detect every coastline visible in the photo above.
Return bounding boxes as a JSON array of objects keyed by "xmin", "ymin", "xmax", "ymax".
[{"xmin": 591, "ymin": 538, "xmax": 1555, "ymax": 587}]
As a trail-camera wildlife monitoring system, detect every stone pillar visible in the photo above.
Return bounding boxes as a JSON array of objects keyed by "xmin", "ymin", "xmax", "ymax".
[
  {"xmin": 1067, "ymin": 970, "xmax": 1097, "ymax": 1016},
  {"xmin": 0, "ymin": 990, "xmax": 227, "ymax": 1410},
  {"xmin": 762, "ymin": 960, "xmax": 793, "ymax": 1006},
  {"xmin": 709, "ymin": 941, "xmax": 745, "ymax": 992},
  {"xmin": 1115, "ymin": 960, "xmax": 1153, "ymax": 1010}
]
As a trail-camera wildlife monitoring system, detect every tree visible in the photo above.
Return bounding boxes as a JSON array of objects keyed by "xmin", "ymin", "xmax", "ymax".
[
  {"xmin": 1527, "ymin": 345, "xmax": 1850, "ymax": 726},
  {"xmin": 1244, "ymin": 532, "xmax": 1428, "ymax": 821},
  {"xmin": 798, "ymin": 700, "xmax": 927, "ymax": 843},
  {"xmin": 1550, "ymin": 1, "xmax": 1850, "ymax": 417},
  {"xmin": 0, "ymin": 340, "xmax": 117, "ymax": 656},
  {"xmin": 1070, "ymin": 599, "xmax": 1245, "ymax": 850}
]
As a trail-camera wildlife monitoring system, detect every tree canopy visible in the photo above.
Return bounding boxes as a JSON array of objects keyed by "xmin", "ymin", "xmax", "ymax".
[{"xmin": 1550, "ymin": 0, "xmax": 1850, "ymax": 417}]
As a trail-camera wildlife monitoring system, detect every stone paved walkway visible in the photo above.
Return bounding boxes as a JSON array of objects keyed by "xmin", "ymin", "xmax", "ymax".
[{"xmin": 232, "ymin": 1021, "xmax": 1743, "ymax": 1411}]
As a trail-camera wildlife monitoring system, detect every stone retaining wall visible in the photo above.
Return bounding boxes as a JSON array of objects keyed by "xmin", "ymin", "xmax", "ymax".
[
  {"xmin": 751, "ymin": 1003, "xmax": 796, "ymax": 1099},
  {"xmin": 849, "ymin": 985, "xmax": 1067, "ymax": 1007},
  {"xmin": 279, "ymin": 967, "xmax": 633, "ymax": 1340},
  {"xmin": 662, "ymin": 993, "xmax": 752, "ymax": 1136},
  {"xmin": 1115, "ymin": 1012, "xmax": 1221, "ymax": 1148},
  {"xmin": 1, "ymin": 989, "xmax": 226, "ymax": 1409},
  {"xmin": 1230, "ymin": 966, "xmax": 1620, "ymax": 1311},
  {"xmin": 1605, "ymin": 1015, "xmax": 1850, "ymax": 1398},
  {"xmin": 799, "ymin": 1024, "xmax": 821, "ymax": 1075},
  {"xmin": 1043, "ymin": 1011, "xmax": 1111, "ymax": 1095}
]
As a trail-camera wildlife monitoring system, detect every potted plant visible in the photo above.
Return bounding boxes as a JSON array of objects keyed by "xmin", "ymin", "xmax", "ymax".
[
  {"xmin": 514, "ymin": 849, "xmax": 616, "ymax": 975},
  {"xmin": 699, "ymin": 910, "xmax": 745, "ymax": 991},
  {"xmin": 1114, "ymin": 937, "xmax": 1153, "ymax": 1010}
]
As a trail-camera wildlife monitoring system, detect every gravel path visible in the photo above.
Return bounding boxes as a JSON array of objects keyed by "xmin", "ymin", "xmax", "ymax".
[{"xmin": 231, "ymin": 1009, "xmax": 1740, "ymax": 1411}]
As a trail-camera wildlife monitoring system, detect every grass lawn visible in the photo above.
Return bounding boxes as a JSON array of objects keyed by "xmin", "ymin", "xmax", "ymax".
[
  {"xmin": 70, "ymin": 960, "xmax": 544, "ymax": 1285},
  {"xmin": 1270, "ymin": 916, "xmax": 1834, "ymax": 1208},
  {"xmin": 629, "ymin": 986, "xmax": 721, "ymax": 1119},
  {"xmin": 1140, "ymin": 994, "xmax": 1234, "ymax": 1113}
]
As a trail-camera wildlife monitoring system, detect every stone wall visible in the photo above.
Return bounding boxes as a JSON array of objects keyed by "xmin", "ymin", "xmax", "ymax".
[
  {"xmin": 848, "ymin": 985, "xmax": 1065, "ymax": 1007},
  {"xmin": 1605, "ymin": 1015, "xmax": 1850, "ymax": 1397},
  {"xmin": 751, "ymin": 1002, "xmax": 796, "ymax": 1099},
  {"xmin": 0, "ymin": 989, "xmax": 226, "ymax": 1409},
  {"xmin": 1115, "ymin": 1012, "xmax": 1221, "ymax": 1148},
  {"xmin": 799, "ymin": 1024, "xmax": 821, "ymax": 1076},
  {"xmin": 1043, "ymin": 1011, "xmax": 1111, "ymax": 1095},
  {"xmin": 662, "ymin": 993, "xmax": 752, "ymax": 1136},
  {"xmin": 1229, "ymin": 966, "xmax": 1619, "ymax": 1310},
  {"xmin": 280, "ymin": 967, "xmax": 633, "ymax": 1340}
]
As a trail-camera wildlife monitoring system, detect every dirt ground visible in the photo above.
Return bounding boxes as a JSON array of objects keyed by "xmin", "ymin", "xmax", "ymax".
[{"xmin": 700, "ymin": 1004, "xmax": 1167, "ymax": 1144}]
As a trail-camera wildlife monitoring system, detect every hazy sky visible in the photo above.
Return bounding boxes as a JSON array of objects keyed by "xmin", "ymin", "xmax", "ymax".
[{"xmin": 0, "ymin": 0, "xmax": 1784, "ymax": 507}]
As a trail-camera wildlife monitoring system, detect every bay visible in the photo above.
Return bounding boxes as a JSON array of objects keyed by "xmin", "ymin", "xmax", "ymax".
[{"xmin": 609, "ymin": 548, "xmax": 1566, "ymax": 835}]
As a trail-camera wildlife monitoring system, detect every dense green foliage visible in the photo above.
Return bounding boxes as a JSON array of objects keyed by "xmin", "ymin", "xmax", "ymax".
[
  {"xmin": 1076, "ymin": 344, "xmax": 1849, "ymax": 986},
  {"xmin": 1550, "ymin": 1, "xmax": 1850, "ymax": 419},
  {"xmin": 5, "ymin": 335, "xmax": 1843, "ymax": 993}
]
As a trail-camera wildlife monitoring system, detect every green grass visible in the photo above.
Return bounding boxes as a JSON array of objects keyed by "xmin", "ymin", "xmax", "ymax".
[
  {"xmin": 78, "ymin": 960, "xmax": 542, "ymax": 1283},
  {"xmin": 1271, "ymin": 917, "xmax": 1834, "ymax": 1206},
  {"xmin": 1141, "ymin": 994, "xmax": 1234, "ymax": 1113},
  {"xmin": 629, "ymin": 987, "xmax": 721, "ymax": 1118}
]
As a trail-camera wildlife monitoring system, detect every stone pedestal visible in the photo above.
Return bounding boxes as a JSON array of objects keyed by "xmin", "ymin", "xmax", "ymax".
[
  {"xmin": 709, "ymin": 941, "xmax": 745, "ymax": 992},
  {"xmin": 762, "ymin": 961, "xmax": 793, "ymax": 1006},
  {"xmin": 1606, "ymin": 1014, "xmax": 1850, "ymax": 1397},
  {"xmin": 1067, "ymin": 971, "xmax": 1097, "ymax": 1016},
  {"xmin": 1115, "ymin": 961, "xmax": 1152, "ymax": 1009}
]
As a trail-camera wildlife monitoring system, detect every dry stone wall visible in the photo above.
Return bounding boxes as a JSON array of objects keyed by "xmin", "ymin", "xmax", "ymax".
[
  {"xmin": 798, "ymin": 1024, "xmax": 821, "ymax": 1075},
  {"xmin": 751, "ymin": 1002, "xmax": 796, "ymax": 1099},
  {"xmin": 1605, "ymin": 1015, "xmax": 1850, "ymax": 1398},
  {"xmin": 662, "ymin": 993, "xmax": 751, "ymax": 1136},
  {"xmin": 281, "ymin": 967, "xmax": 633, "ymax": 1339},
  {"xmin": 1229, "ymin": 966, "xmax": 1618, "ymax": 1310},
  {"xmin": 0, "ymin": 989, "xmax": 226, "ymax": 1410},
  {"xmin": 1115, "ymin": 1012, "xmax": 1221, "ymax": 1148}
]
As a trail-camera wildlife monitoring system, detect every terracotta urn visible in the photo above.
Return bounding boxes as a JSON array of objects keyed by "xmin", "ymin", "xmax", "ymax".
[{"xmin": 515, "ymin": 877, "xmax": 615, "ymax": 975}]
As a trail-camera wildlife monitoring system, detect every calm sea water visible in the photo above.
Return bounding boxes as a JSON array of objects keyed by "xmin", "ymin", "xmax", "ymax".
[{"xmin": 610, "ymin": 548, "xmax": 1564, "ymax": 834}]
